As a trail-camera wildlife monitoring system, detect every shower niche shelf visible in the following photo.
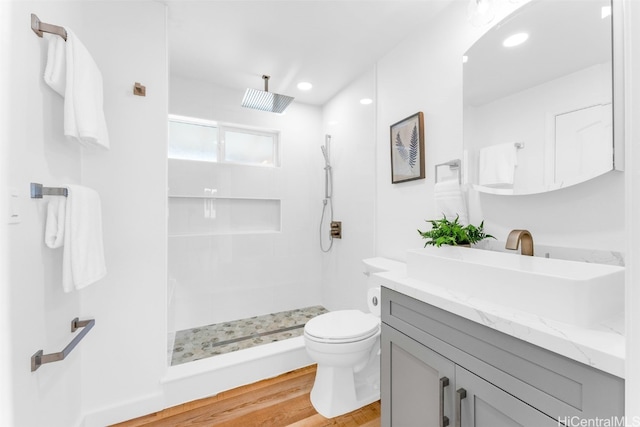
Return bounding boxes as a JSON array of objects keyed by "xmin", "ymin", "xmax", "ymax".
[{"xmin": 168, "ymin": 196, "xmax": 281, "ymax": 236}]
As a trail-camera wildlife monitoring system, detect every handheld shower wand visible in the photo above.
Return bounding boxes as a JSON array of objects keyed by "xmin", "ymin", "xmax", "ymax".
[{"xmin": 321, "ymin": 145, "xmax": 330, "ymax": 166}]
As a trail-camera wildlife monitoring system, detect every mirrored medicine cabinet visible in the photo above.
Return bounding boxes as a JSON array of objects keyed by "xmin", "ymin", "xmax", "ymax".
[{"xmin": 463, "ymin": 0, "xmax": 624, "ymax": 195}]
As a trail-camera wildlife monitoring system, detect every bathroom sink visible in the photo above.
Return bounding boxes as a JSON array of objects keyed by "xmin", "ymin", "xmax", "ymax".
[{"xmin": 406, "ymin": 246, "xmax": 624, "ymax": 327}]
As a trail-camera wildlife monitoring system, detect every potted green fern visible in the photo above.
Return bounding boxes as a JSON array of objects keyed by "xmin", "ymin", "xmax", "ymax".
[{"xmin": 418, "ymin": 215, "xmax": 494, "ymax": 247}]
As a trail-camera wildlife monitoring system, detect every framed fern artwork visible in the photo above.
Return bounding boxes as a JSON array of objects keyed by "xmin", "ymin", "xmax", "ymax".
[{"xmin": 390, "ymin": 112, "xmax": 425, "ymax": 183}]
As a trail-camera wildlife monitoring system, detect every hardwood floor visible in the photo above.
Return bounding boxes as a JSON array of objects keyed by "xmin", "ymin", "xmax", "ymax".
[{"xmin": 112, "ymin": 365, "xmax": 381, "ymax": 427}]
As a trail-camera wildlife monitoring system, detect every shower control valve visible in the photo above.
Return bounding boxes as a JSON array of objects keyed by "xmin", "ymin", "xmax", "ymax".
[{"xmin": 330, "ymin": 221, "xmax": 342, "ymax": 239}]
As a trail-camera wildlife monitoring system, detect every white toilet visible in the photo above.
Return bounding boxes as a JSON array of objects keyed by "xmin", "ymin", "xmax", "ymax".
[{"xmin": 303, "ymin": 257, "xmax": 404, "ymax": 418}]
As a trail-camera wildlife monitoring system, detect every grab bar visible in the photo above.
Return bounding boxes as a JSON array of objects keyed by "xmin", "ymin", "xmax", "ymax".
[
  {"xmin": 30, "ymin": 183, "xmax": 68, "ymax": 198},
  {"xmin": 31, "ymin": 318, "xmax": 95, "ymax": 372},
  {"xmin": 435, "ymin": 159, "xmax": 461, "ymax": 184}
]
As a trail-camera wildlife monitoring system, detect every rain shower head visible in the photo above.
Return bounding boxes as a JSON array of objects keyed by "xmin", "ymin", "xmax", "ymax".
[{"xmin": 241, "ymin": 75, "xmax": 294, "ymax": 114}]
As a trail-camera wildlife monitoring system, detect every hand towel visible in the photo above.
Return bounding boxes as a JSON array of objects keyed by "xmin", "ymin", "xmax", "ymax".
[
  {"xmin": 44, "ymin": 28, "xmax": 110, "ymax": 149},
  {"xmin": 478, "ymin": 143, "xmax": 518, "ymax": 188},
  {"xmin": 434, "ymin": 180, "xmax": 468, "ymax": 225},
  {"xmin": 43, "ymin": 33, "xmax": 66, "ymax": 96},
  {"xmin": 45, "ymin": 196, "xmax": 66, "ymax": 249},
  {"xmin": 62, "ymin": 185, "xmax": 107, "ymax": 292}
]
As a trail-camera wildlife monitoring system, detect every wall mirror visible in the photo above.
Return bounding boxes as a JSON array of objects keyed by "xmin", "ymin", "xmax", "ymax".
[{"xmin": 463, "ymin": 0, "xmax": 622, "ymax": 195}]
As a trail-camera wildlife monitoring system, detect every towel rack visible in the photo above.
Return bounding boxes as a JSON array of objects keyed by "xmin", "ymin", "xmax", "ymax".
[
  {"xmin": 31, "ymin": 318, "xmax": 95, "ymax": 372},
  {"xmin": 31, "ymin": 14, "xmax": 67, "ymax": 41},
  {"xmin": 435, "ymin": 159, "xmax": 461, "ymax": 184},
  {"xmin": 30, "ymin": 183, "xmax": 68, "ymax": 198}
]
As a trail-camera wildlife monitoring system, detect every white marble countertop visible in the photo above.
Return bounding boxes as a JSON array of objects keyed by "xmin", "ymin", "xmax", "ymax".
[{"xmin": 375, "ymin": 269, "xmax": 625, "ymax": 379}]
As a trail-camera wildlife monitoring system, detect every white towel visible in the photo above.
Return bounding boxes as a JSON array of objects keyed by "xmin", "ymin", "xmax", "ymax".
[
  {"xmin": 44, "ymin": 29, "xmax": 110, "ymax": 149},
  {"xmin": 43, "ymin": 34, "xmax": 66, "ymax": 96},
  {"xmin": 478, "ymin": 143, "xmax": 518, "ymax": 188},
  {"xmin": 434, "ymin": 180, "xmax": 468, "ymax": 225},
  {"xmin": 45, "ymin": 196, "xmax": 66, "ymax": 249},
  {"xmin": 61, "ymin": 185, "xmax": 107, "ymax": 292}
]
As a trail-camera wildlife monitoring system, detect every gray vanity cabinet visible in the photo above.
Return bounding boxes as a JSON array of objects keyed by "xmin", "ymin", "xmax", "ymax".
[
  {"xmin": 456, "ymin": 367, "xmax": 557, "ymax": 427},
  {"xmin": 381, "ymin": 287, "xmax": 624, "ymax": 427},
  {"xmin": 381, "ymin": 323, "xmax": 455, "ymax": 426},
  {"xmin": 381, "ymin": 324, "xmax": 555, "ymax": 427}
]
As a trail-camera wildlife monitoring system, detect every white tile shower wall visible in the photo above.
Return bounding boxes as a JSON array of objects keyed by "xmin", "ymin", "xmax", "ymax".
[
  {"xmin": 374, "ymin": 0, "xmax": 625, "ymax": 262},
  {"xmin": 169, "ymin": 76, "xmax": 323, "ymax": 332},
  {"xmin": 320, "ymin": 68, "xmax": 377, "ymax": 312}
]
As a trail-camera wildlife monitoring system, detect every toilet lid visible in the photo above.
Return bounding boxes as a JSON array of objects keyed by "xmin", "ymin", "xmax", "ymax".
[{"xmin": 304, "ymin": 310, "xmax": 380, "ymax": 343}]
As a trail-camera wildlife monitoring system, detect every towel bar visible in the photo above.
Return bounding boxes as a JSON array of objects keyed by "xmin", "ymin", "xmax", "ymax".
[
  {"xmin": 30, "ymin": 183, "xmax": 68, "ymax": 198},
  {"xmin": 31, "ymin": 318, "xmax": 95, "ymax": 372},
  {"xmin": 31, "ymin": 14, "xmax": 67, "ymax": 41},
  {"xmin": 435, "ymin": 159, "xmax": 461, "ymax": 184}
]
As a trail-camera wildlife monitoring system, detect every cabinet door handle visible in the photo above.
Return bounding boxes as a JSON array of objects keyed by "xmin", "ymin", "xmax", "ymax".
[
  {"xmin": 439, "ymin": 376, "xmax": 450, "ymax": 427},
  {"xmin": 455, "ymin": 388, "xmax": 467, "ymax": 427}
]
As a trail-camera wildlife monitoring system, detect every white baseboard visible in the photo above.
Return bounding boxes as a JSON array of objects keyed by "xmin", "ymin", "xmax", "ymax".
[{"xmin": 80, "ymin": 391, "xmax": 164, "ymax": 427}]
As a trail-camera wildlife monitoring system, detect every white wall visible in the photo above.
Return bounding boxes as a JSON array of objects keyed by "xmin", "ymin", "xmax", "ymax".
[
  {"xmin": 78, "ymin": 3, "xmax": 168, "ymax": 425},
  {"xmin": 2, "ymin": 1, "xmax": 83, "ymax": 425},
  {"xmin": 0, "ymin": 2, "xmax": 168, "ymax": 426},
  {"xmin": 320, "ymin": 69, "xmax": 377, "ymax": 312},
  {"xmin": 168, "ymin": 76, "xmax": 324, "ymax": 331},
  {"xmin": 0, "ymin": 5, "xmax": 12, "ymax": 424},
  {"xmin": 624, "ymin": 0, "xmax": 640, "ymax": 416},
  {"xmin": 374, "ymin": 0, "xmax": 625, "ymax": 262}
]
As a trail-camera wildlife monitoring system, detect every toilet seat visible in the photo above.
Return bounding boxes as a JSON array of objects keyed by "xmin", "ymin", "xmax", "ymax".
[{"xmin": 304, "ymin": 310, "xmax": 380, "ymax": 344}]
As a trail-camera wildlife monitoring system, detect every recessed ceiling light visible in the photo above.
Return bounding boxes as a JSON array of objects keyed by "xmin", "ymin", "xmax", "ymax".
[
  {"xmin": 503, "ymin": 32, "xmax": 529, "ymax": 47},
  {"xmin": 360, "ymin": 98, "xmax": 373, "ymax": 105},
  {"xmin": 297, "ymin": 82, "xmax": 313, "ymax": 91},
  {"xmin": 462, "ymin": 55, "xmax": 469, "ymax": 63}
]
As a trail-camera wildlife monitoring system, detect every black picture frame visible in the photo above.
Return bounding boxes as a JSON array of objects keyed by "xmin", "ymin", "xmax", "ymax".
[{"xmin": 390, "ymin": 112, "xmax": 425, "ymax": 183}]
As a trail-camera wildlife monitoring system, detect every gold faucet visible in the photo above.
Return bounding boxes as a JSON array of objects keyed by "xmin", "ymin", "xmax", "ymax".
[{"xmin": 505, "ymin": 229, "xmax": 534, "ymax": 256}]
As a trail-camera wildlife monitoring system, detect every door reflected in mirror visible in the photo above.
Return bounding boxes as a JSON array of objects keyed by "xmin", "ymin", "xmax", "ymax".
[{"xmin": 463, "ymin": 0, "xmax": 614, "ymax": 195}]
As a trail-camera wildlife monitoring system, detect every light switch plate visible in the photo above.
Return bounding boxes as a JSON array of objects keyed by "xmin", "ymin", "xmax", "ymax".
[{"xmin": 8, "ymin": 188, "xmax": 20, "ymax": 224}]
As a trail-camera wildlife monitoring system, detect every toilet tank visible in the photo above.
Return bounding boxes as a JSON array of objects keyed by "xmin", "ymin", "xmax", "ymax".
[{"xmin": 362, "ymin": 258, "xmax": 406, "ymax": 317}]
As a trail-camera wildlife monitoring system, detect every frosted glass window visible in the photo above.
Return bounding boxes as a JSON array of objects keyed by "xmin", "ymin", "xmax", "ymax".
[
  {"xmin": 224, "ymin": 130, "xmax": 276, "ymax": 166},
  {"xmin": 169, "ymin": 120, "xmax": 218, "ymax": 162}
]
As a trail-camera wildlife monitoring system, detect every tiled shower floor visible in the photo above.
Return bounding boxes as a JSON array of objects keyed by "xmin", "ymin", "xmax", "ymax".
[{"xmin": 170, "ymin": 305, "xmax": 328, "ymax": 366}]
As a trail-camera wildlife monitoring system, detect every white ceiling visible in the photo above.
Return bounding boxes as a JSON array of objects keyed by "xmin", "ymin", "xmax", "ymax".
[{"xmin": 166, "ymin": 1, "xmax": 452, "ymax": 106}]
